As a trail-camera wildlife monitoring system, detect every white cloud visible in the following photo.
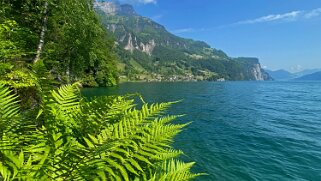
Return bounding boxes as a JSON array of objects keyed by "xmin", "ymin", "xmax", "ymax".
[
  {"xmin": 138, "ymin": 0, "xmax": 156, "ymax": 4},
  {"xmin": 234, "ymin": 7, "xmax": 321, "ymax": 26},
  {"xmin": 236, "ymin": 11, "xmax": 302, "ymax": 25},
  {"xmin": 171, "ymin": 27, "xmax": 209, "ymax": 34},
  {"xmin": 151, "ymin": 14, "xmax": 163, "ymax": 21},
  {"xmin": 290, "ymin": 65, "xmax": 303, "ymax": 72},
  {"xmin": 119, "ymin": 0, "xmax": 156, "ymax": 4},
  {"xmin": 171, "ymin": 28, "xmax": 195, "ymax": 33},
  {"xmin": 305, "ymin": 8, "xmax": 321, "ymax": 18},
  {"xmin": 169, "ymin": 7, "xmax": 321, "ymax": 34}
]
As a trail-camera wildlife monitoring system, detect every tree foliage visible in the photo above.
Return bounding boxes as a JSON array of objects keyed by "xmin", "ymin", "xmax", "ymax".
[
  {"xmin": 0, "ymin": 0, "xmax": 119, "ymax": 87},
  {"xmin": 97, "ymin": 5, "xmax": 270, "ymax": 82},
  {"xmin": 0, "ymin": 83, "xmax": 203, "ymax": 180}
]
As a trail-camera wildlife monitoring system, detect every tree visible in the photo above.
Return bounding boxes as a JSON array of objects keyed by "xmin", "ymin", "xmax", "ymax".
[{"xmin": 0, "ymin": 0, "xmax": 119, "ymax": 87}]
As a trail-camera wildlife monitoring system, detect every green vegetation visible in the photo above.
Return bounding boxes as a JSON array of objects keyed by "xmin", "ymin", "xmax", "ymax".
[
  {"xmin": 0, "ymin": 0, "xmax": 118, "ymax": 87},
  {"xmin": 1, "ymin": 1, "xmax": 202, "ymax": 180},
  {"xmin": 0, "ymin": 82, "xmax": 202, "ymax": 180},
  {"xmin": 95, "ymin": 3, "xmax": 272, "ymax": 81}
]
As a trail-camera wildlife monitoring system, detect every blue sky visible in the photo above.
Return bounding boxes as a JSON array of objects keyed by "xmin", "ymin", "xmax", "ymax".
[{"xmin": 120, "ymin": 0, "xmax": 321, "ymax": 72}]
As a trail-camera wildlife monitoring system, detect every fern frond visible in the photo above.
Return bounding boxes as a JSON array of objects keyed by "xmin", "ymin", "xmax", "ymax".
[
  {"xmin": 0, "ymin": 84, "xmax": 203, "ymax": 180},
  {"xmin": 139, "ymin": 101, "xmax": 179, "ymax": 120},
  {"xmin": 154, "ymin": 159, "xmax": 205, "ymax": 181},
  {"xmin": 42, "ymin": 83, "xmax": 82, "ymax": 132},
  {"xmin": 51, "ymin": 83, "xmax": 81, "ymax": 114},
  {"xmin": 0, "ymin": 83, "xmax": 20, "ymax": 120},
  {"xmin": 153, "ymin": 149, "xmax": 183, "ymax": 161}
]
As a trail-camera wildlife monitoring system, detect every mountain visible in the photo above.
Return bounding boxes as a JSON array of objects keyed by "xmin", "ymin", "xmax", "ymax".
[
  {"xmin": 265, "ymin": 69, "xmax": 294, "ymax": 80},
  {"xmin": 294, "ymin": 71, "xmax": 321, "ymax": 81},
  {"xmin": 293, "ymin": 69, "xmax": 321, "ymax": 78},
  {"xmin": 94, "ymin": 1, "xmax": 272, "ymax": 82},
  {"xmin": 266, "ymin": 68, "xmax": 321, "ymax": 81}
]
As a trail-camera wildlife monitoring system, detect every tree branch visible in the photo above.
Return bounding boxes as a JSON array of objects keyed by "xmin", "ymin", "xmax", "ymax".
[{"xmin": 34, "ymin": 1, "xmax": 49, "ymax": 64}]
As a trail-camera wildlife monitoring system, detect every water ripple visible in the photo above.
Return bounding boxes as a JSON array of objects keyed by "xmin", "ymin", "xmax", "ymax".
[{"xmin": 82, "ymin": 81, "xmax": 321, "ymax": 181}]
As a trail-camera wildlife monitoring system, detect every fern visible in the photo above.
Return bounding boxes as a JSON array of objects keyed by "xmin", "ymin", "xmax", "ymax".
[
  {"xmin": 0, "ymin": 84, "xmax": 204, "ymax": 180},
  {"xmin": 152, "ymin": 159, "xmax": 205, "ymax": 181},
  {"xmin": 0, "ymin": 84, "xmax": 19, "ymax": 120},
  {"xmin": 0, "ymin": 83, "xmax": 20, "ymax": 140}
]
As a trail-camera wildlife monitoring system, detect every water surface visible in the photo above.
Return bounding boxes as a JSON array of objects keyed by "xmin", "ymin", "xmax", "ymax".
[{"xmin": 82, "ymin": 82, "xmax": 321, "ymax": 181}]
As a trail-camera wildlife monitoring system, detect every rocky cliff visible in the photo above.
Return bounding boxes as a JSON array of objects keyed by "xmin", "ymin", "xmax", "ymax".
[
  {"xmin": 94, "ymin": 1, "xmax": 137, "ymax": 16},
  {"xmin": 95, "ymin": 1, "xmax": 272, "ymax": 81},
  {"xmin": 234, "ymin": 57, "xmax": 272, "ymax": 81}
]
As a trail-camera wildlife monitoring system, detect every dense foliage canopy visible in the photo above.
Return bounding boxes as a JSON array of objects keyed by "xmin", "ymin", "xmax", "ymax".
[{"xmin": 0, "ymin": 0, "xmax": 118, "ymax": 87}]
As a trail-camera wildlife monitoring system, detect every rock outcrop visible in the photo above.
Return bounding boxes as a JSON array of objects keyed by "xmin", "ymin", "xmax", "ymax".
[
  {"xmin": 94, "ymin": 1, "xmax": 137, "ymax": 16},
  {"xmin": 94, "ymin": 1, "xmax": 273, "ymax": 81},
  {"xmin": 235, "ymin": 57, "xmax": 273, "ymax": 81}
]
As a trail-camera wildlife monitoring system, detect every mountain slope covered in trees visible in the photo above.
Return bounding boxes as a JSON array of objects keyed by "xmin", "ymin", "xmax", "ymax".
[
  {"xmin": 95, "ymin": 1, "xmax": 272, "ymax": 82},
  {"xmin": 0, "ymin": 1, "xmax": 202, "ymax": 180},
  {"xmin": 0, "ymin": 0, "xmax": 118, "ymax": 87}
]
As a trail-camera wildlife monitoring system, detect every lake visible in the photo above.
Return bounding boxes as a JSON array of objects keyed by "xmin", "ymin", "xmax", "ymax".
[{"xmin": 82, "ymin": 81, "xmax": 321, "ymax": 181}]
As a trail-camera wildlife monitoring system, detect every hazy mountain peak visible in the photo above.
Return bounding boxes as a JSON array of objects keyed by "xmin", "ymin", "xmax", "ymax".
[
  {"xmin": 120, "ymin": 4, "xmax": 137, "ymax": 15},
  {"xmin": 94, "ymin": 1, "xmax": 137, "ymax": 16},
  {"xmin": 294, "ymin": 71, "xmax": 321, "ymax": 81},
  {"xmin": 265, "ymin": 69, "xmax": 294, "ymax": 80}
]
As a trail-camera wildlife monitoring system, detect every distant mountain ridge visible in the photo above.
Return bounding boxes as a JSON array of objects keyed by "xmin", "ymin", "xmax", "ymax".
[
  {"xmin": 95, "ymin": 1, "xmax": 272, "ymax": 82},
  {"xmin": 265, "ymin": 69, "xmax": 294, "ymax": 80},
  {"xmin": 294, "ymin": 71, "xmax": 321, "ymax": 81},
  {"xmin": 266, "ymin": 69, "xmax": 321, "ymax": 80},
  {"xmin": 294, "ymin": 69, "xmax": 321, "ymax": 78}
]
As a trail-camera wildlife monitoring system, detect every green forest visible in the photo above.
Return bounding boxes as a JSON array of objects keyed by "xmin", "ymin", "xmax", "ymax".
[
  {"xmin": 0, "ymin": 0, "xmax": 202, "ymax": 180},
  {"xmin": 0, "ymin": 0, "xmax": 118, "ymax": 87},
  {"xmin": 96, "ymin": 6, "xmax": 272, "ymax": 82}
]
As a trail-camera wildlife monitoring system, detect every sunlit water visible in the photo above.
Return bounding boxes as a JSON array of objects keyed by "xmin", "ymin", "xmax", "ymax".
[{"xmin": 82, "ymin": 81, "xmax": 321, "ymax": 181}]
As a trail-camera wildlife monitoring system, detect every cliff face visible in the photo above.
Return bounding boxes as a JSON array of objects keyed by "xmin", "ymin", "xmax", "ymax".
[
  {"xmin": 94, "ymin": 2, "xmax": 119, "ymax": 15},
  {"xmin": 251, "ymin": 63, "xmax": 273, "ymax": 81},
  {"xmin": 122, "ymin": 33, "xmax": 156, "ymax": 55},
  {"xmin": 235, "ymin": 57, "xmax": 273, "ymax": 81},
  {"xmin": 95, "ymin": 2, "xmax": 226, "ymax": 58},
  {"xmin": 94, "ymin": 2, "xmax": 137, "ymax": 16},
  {"xmin": 95, "ymin": 2, "xmax": 272, "ymax": 81},
  {"xmin": 252, "ymin": 64, "xmax": 264, "ymax": 80}
]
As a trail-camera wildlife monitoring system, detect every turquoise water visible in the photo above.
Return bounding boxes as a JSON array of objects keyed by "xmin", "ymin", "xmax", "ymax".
[{"xmin": 82, "ymin": 82, "xmax": 321, "ymax": 181}]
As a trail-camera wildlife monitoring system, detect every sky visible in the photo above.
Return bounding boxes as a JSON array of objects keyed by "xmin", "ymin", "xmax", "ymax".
[{"xmin": 119, "ymin": 0, "xmax": 321, "ymax": 72}]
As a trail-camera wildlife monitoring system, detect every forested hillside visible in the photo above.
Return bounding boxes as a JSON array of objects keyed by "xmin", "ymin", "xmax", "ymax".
[
  {"xmin": 95, "ymin": 1, "xmax": 272, "ymax": 82},
  {"xmin": 0, "ymin": 0, "xmax": 118, "ymax": 87},
  {"xmin": 0, "ymin": 1, "xmax": 203, "ymax": 180}
]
